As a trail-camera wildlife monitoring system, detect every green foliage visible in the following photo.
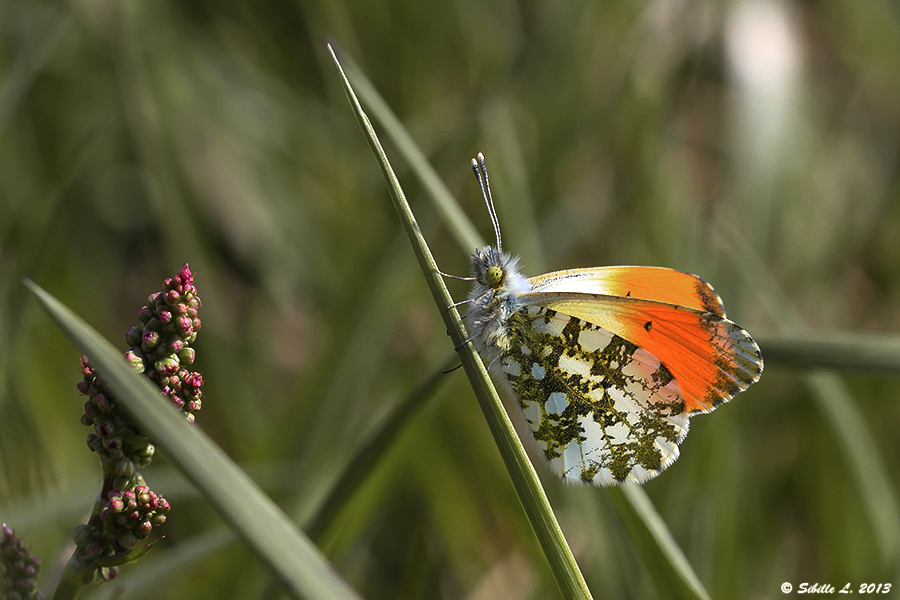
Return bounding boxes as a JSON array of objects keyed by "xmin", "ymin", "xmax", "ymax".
[
  {"xmin": 27, "ymin": 280, "xmax": 362, "ymax": 600},
  {"xmin": 2, "ymin": 2, "xmax": 900, "ymax": 599}
]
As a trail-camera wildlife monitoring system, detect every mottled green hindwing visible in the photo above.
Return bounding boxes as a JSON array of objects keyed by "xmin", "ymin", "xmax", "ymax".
[{"xmin": 498, "ymin": 306, "xmax": 690, "ymax": 485}]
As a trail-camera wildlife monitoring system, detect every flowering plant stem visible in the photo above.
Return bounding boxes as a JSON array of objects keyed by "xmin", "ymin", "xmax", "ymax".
[{"xmin": 26, "ymin": 279, "xmax": 363, "ymax": 600}]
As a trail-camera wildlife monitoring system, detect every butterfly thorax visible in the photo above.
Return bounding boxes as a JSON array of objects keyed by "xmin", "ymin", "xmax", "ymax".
[{"xmin": 467, "ymin": 246, "xmax": 532, "ymax": 365}]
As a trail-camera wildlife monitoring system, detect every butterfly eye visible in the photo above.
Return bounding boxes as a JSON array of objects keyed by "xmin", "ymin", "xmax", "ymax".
[{"xmin": 486, "ymin": 266, "xmax": 504, "ymax": 288}]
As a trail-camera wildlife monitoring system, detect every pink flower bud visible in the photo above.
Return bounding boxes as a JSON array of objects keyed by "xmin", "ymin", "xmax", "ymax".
[
  {"xmin": 93, "ymin": 393, "xmax": 113, "ymax": 412},
  {"xmin": 154, "ymin": 356, "xmax": 179, "ymax": 375},
  {"xmin": 94, "ymin": 421, "xmax": 115, "ymax": 438},
  {"xmin": 137, "ymin": 521, "xmax": 152, "ymax": 538},
  {"xmin": 117, "ymin": 532, "xmax": 137, "ymax": 549},
  {"xmin": 175, "ymin": 315, "xmax": 192, "ymax": 334},
  {"xmin": 141, "ymin": 330, "xmax": 160, "ymax": 351},
  {"xmin": 109, "ymin": 496, "xmax": 125, "ymax": 512},
  {"xmin": 165, "ymin": 290, "xmax": 181, "ymax": 306},
  {"xmin": 125, "ymin": 349, "xmax": 145, "ymax": 373}
]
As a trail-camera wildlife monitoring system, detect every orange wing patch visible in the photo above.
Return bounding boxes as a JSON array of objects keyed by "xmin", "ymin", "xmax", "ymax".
[
  {"xmin": 519, "ymin": 292, "xmax": 762, "ymax": 413},
  {"xmin": 527, "ymin": 266, "xmax": 725, "ymax": 317}
]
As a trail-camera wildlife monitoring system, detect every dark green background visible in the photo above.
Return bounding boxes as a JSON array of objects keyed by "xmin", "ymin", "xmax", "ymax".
[{"xmin": 2, "ymin": 1, "xmax": 899, "ymax": 598}]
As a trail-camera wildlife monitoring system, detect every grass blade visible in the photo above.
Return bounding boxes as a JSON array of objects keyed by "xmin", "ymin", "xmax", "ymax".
[
  {"xmin": 723, "ymin": 227, "xmax": 900, "ymax": 570},
  {"xmin": 607, "ymin": 487, "xmax": 711, "ymax": 600},
  {"xmin": 304, "ymin": 355, "xmax": 455, "ymax": 542},
  {"xmin": 24, "ymin": 279, "xmax": 363, "ymax": 600},
  {"xmin": 83, "ymin": 355, "xmax": 455, "ymax": 599},
  {"xmin": 328, "ymin": 43, "xmax": 594, "ymax": 600},
  {"xmin": 757, "ymin": 332, "xmax": 900, "ymax": 373},
  {"xmin": 805, "ymin": 370, "xmax": 900, "ymax": 564},
  {"xmin": 334, "ymin": 42, "xmax": 715, "ymax": 600},
  {"xmin": 339, "ymin": 51, "xmax": 484, "ymax": 253}
]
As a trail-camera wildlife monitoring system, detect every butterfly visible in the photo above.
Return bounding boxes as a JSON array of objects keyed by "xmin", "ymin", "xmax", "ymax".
[{"xmin": 457, "ymin": 153, "xmax": 763, "ymax": 486}]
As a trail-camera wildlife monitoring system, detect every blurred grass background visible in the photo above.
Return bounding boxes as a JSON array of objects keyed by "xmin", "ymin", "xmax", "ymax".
[{"xmin": 2, "ymin": 0, "xmax": 900, "ymax": 598}]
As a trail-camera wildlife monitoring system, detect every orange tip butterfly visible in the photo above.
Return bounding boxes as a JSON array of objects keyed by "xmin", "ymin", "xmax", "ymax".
[{"xmin": 460, "ymin": 152, "xmax": 763, "ymax": 486}]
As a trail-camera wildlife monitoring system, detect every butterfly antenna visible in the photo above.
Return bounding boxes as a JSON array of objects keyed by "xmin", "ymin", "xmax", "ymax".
[{"xmin": 472, "ymin": 152, "xmax": 502, "ymax": 253}]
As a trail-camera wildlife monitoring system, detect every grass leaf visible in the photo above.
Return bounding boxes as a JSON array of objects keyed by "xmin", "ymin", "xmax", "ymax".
[
  {"xmin": 339, "ymin": 52, "xmax": 484, "ymax": 252},
  {"xmin": 328, "ymin": 43, "xmax": 594, "ymax": 600},
  {"xmin": 757, "ymin": 332, "xmax": 900, "ymax": 373},
  {"xmin": 24, "ymin": 279, "xmax": 363, "ymax": 600},
  {"xmin": 607, "ymin": 486, "xmax": 711, "ymax": 600},
  {"xmin": 723, "ymin": 227, "xmax": 900, "ymax": 571}
]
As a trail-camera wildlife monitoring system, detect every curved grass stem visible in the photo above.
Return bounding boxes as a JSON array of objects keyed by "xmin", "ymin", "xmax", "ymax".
[{"xmin": 328, "ymin": 43, "xmax": 594, "ymax": 600}]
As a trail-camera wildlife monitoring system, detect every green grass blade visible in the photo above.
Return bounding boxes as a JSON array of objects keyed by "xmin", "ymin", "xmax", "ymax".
[
  {"xmin": 339, "ymin": 49, "xmax": 484, "ymax": 252},
  {"xmin": 757, "ymin": 332, "xmax": 900, "ymax": 373},
  {"xmin": 805, "ymin": 370, "xmax": 900, "ymax": 563},
  {"xmin": 305, "ymin": 355, "xmax": 455, "ymax": 542},
  {"xmin": 83, "ymin": 354, "xmax": 457, "ymax": 599},
  {"xmin": 723, "ymin": 228, "xmax": 900, "ymax": 569},
  {"xmin": 85, "ymin": 528, "xmax": 234, "ymax": 600},
  {"xmin": 607, "ymin": 487, "xmax": 711, "ymax": 600},
  {"xmin": 24, "ymin": 279, "xmax": 363, "ymax": 600},
  {"xmin": 328, "ymin": 44, "xmax": 594, "ymax": 600}
]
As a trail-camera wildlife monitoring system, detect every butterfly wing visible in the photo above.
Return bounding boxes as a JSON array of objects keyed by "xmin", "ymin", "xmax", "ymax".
[
  {"xmin": 495, "ymin": 305, "xmax": 689, "ymax": 485},
  {"xmin": 527, "ymin": 266, "xmax": 726, "ymax": 317},
  {"xmin": 518, "ymin": 290, "xmax": 763, "ymax": 414}
]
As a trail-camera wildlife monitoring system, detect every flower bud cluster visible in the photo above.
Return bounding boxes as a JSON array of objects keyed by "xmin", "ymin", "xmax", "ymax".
[
  {"xmin": 69, "ymin": 264, "xmax": 201, "ymax": 584},
  {"xmin": 72, "ymin": 477, "xmax": 171, "ymax": 568},
  {"xmin": 78, "ymin": 358, "xmax": 156, "ymax": 468},
  {"xmin": 68, "ymin": 521, "xmax": 119, "ymax": 583},
  {"xmin": 99, "ymin": 485, "xmax": 170, "ymax": 548},
  {"xmin": 78, "ymin": 264, "xmax": 203, "ymax": 469},
  {"xmin": 1, "ymin": 524, "xmax": 43, "ymax": 600},
  {"xmin": 126, "ymin": 264, "xmax": 204, "ymax": 423}
]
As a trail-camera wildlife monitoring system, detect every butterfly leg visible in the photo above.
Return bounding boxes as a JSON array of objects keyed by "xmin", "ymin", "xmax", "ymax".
[
  {"xmin": 439, "ymin": 270, "xmax": 475, "ymax": 281},
  {"xmin": 447, "ymin": 297, "xmax": 475, "ymax": 310},
  {"xmin": 453, "ymin": 335, "xmax": 475, "ymax": 351},
  {"xmin": 442, "ymin": 363, "xmax": 464, "ymax": 374},
  {"xmin": 452, "ymin": 318, "xmax": 493, "ymax": 351}
]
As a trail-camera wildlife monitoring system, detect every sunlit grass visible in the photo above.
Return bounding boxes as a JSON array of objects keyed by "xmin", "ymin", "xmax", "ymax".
[{"xmin": 2, "ymin": 1, "xmax": 900, "ymax": 598}]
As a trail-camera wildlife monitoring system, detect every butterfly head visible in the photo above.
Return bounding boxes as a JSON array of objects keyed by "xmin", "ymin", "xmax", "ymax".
[
  {"xmin": 468, "ymin": 153, "xmax": 525, "ymax": 291},
  {"xmin": 469, "ymin": 246, "xmax": 530, "ymax": 306},
  {"xmin": 486, "ymin": 265, "xmax": 504, "ymax": 288},
  {"xmin": 471, "ymin": 246, "xmax": 506, "ymax": 290}
]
